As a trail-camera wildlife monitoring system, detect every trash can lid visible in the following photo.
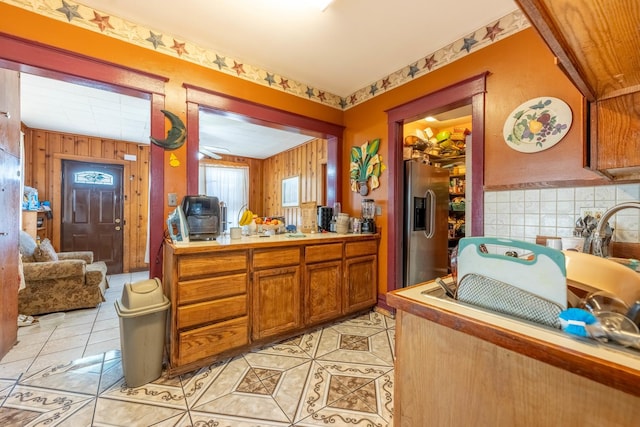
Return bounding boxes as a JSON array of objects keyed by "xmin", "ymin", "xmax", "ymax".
[{"xmin": 119, "ymin": 278, "xmax": 165, "ymax": 310}]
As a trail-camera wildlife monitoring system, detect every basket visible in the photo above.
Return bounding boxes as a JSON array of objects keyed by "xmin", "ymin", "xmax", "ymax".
[{"xmin": 456, "ymin": 273, "xmax": 563, "ymax": 328}]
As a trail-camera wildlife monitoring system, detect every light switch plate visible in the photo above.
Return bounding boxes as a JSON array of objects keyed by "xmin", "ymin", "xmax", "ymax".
[
  {"xmin": 375, "ymin": 206, "xmax": 382, "ymax": 215},
  {"xmin": 168, "ymin": 193, "xmax": 178, "ymax": 207}
]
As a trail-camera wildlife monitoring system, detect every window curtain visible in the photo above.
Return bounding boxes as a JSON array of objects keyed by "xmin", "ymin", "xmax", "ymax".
[{"xmin": 199, "ymin": 163, "xmax": 249, "ymax": 228}]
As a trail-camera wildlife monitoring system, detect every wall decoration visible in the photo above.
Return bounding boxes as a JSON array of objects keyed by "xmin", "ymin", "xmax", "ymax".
[
  {"xmin": 169, "ymin": 153, "xmax": 180, "ymax": 167},
  {"xmin": 150, "ymin": 110, "xmax": 186, "ymax": 150},
  {"xmin": 503, "ymin": 97, "xmax": 572, "ymax": 153},
  {"xmin": 4, "ymin": 1, "xmax": 529, "ymax": 110},
  {"xmin": 282, "ymin": 176, "xmax": 300, "ymax": 207},
  {"xmin": 350, "ymin": 138, "xmax": 385, "ymax": 196}
]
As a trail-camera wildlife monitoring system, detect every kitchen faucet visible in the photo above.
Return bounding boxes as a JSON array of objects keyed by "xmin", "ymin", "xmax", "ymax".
[{"xmin": 591, "ymin": 201, "xmax": 640, "ymax": 257}]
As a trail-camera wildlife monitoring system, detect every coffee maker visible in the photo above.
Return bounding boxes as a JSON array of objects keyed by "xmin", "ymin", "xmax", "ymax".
[{"xmin": 361, "ymin": 199, "xmax": 376, "ymax": 234}]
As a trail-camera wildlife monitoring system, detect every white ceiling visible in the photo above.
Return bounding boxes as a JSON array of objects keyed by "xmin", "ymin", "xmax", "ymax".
[{"xmin": 19, "ymin": 0, "xmax": 519, "ymax": 157}]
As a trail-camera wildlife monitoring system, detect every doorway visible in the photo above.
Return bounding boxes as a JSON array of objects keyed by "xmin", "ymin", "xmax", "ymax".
[
  {"xmin": 385, "ymin": 73, "xmax": 487, "ymax": 301},
  {"xmin": 61, "ymin": 160, "xmax": 124, "ymax": 274}
]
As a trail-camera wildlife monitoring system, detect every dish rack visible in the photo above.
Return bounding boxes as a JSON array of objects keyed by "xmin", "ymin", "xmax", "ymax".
[{"xmin": 455, "ymin": 273, "xmax": 563, "ymax": 328}]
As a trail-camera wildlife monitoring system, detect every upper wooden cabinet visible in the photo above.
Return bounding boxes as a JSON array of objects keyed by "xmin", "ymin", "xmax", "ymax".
[
  {"xmin": 517, "ymin": 0, "xmax": 640, "ymax": 179},
  {"xmin": 517, "ymin": 0, "xmax": 640, "ymax": 102}
]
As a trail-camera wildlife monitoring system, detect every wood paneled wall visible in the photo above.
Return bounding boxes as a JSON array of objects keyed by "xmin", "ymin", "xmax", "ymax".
[
  {"xmin": 262, "ymin": 138, "xmax": 327, "ymax": 226},
  {"xmin": 23, "ymin": 127, "xmax": 149, "ymax": 272}
]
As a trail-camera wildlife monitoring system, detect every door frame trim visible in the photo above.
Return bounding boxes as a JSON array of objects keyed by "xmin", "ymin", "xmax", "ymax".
[
  {"xmin": 384, "ymin": 73, "xmax": 488, "ymax": 302},
  {"xmin": 54, "ymin": 154, "xmax": 130, "ymax": 272}
]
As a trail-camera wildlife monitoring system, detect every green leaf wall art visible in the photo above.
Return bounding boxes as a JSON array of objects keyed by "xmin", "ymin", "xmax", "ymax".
[{"xmin": 349, "ymin": 138, "xmax": 386, "ymax": 196}]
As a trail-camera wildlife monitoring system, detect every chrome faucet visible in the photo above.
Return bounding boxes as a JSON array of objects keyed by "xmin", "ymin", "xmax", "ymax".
[{"xmin": 591, "ymin": 201, "xmax": 640, "ymax": 257}]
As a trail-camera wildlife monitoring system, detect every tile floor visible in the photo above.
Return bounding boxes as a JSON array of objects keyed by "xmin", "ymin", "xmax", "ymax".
[{"xmin": 0, "ymin": 272, "xmax": 395, "ymax": 426}]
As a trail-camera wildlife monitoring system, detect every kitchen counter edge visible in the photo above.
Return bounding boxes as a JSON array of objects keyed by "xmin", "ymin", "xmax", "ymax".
[
  {"xmin": 166, "ymin": 232, "xmax": 380, "ymax": 253},
  {"xmin": 387, "ymin": 281, "xmax": 640, "ymax": 398}
]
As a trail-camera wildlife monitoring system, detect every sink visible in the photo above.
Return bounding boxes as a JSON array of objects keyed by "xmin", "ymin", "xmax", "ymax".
[{"xmin": 563, "ymin": 250, "xmax": 640, "ymax": 305}]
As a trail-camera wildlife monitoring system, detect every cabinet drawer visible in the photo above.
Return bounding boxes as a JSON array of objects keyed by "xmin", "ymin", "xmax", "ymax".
[
  {"xmin": 253, "ymin": 247, "xmax": 300, "ymax": 269},
  {"xmin": 178, "ymin": 250, "xmax": 248, "ymax": 280},
  {"xmin": 178, "ymin": 316, "xmax": 249, "ymax": 366},
  {"xmin": 305, "ymin": 243, "xmax": 343, "ymax": 263},
  {"xmin": 178, "ymin": 294, "xmax": 247, "ymax": 329},
  {"xmin": 345, "ymin": 240, "xmax": 377, "ymax": 258},
  {"xmin": 178, "ymin": 273, "xmax": 247, "ymax": 305}
]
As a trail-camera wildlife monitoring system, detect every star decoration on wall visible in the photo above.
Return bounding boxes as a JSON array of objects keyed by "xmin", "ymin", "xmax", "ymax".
[
  {"xmin": 57, "ymin": 0, "xmax": 82, "ymax": 22},
  {"xmin": 305, "ymin": 87, "xmax": 315, "ymax": 98},
  {"xmin": 381, "ymin": 77, "xmax": 391, "ymax": 90},
  {"xmin": 279, "ymin": 78, "xmax": 290, "ymax": 90},
  {"xmin": 213, "ymin": 55, "xmax": 227, "ymax": 70},
  {"xmin": 171, "ymin": 40, "xmax": 188, "ymax": 56},
  {"xmin": 461, "ymin": 36, "xmax": 478, "ymax": 53},
  {"xmin": 349, "ymin": 94, "xmax": 358, "ymax": 105},
  {"xmin": 232, "ymin": 61, "xmax": 245, "ymax": 75},
  {"xmin": 484, "ymin": 21, "xmax": 504, "ymax": 41},
  {"xmin": 369, "ymin": 84, "xmax": 379, "ymax": 96},
  {"xmin": 318, "ymin": 92, "xmax": 326, "ymax": 102},
  {"xmin": 264, "ymin": 73, "xmax": 276, "ymax": 86},
  {"xmin": 407, "ymin": 63, "xmax": 420, "ymax": 78},
  {"xmin": 424, "ymin": 54, "xmax": 437, "ymax": 70},
  {"xmin": 146, "ymin": 32, "xmax": 165, "ymax": 49},
  {"xmin": 90, "ymin": 12, "xmax": 113, "ymax": 32},
  {"xmin": 339, "ymin": 98, "xmax": 348, "ymax": 109}
]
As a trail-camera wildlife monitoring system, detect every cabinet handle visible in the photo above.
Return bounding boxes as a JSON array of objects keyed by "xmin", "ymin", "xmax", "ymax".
[
  {"xmin": 0, "ymin": 111, "xmax": 9, "ymax": 119},
  {"xmin": 0, "ymin": 232, "xmax": 8, "ymax": 236}
]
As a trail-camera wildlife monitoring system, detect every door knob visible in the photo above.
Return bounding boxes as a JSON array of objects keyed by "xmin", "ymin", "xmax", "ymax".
[
  {"xmin": 115, "ymin": 218, "xmax": 121, "ymax": 224},
  {"xmin": 0, "ymin": 111, "xmax": 10, "ymax": 119},
  {"xmin": 115, "ymin": 226, "xmax": 121, "ymax": 231}
]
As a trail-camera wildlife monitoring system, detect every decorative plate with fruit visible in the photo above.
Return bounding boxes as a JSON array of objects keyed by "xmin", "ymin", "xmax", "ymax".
[{"xmin": 503, "ymin": 97, "xmax": 572, "ymax": 153}]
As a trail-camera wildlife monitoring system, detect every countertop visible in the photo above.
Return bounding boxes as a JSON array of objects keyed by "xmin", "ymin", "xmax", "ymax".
[
  {"xmin": 167, "ymin": 232, "xmax": 379, "ymax": 253},
  {"xmin": 387, "ymin": 279, "xmax": 640, "ymax": 397}
]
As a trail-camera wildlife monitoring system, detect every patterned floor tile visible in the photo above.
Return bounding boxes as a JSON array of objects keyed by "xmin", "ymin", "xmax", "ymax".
[
  {"xmin": 0, "ymin": 304, "xmax": 395, "ymax": 427},
  {"xmin": 189, "ymin": 356, "xmax": 310, "ymax": 424},
  {"xmin": 315, "ymin": 326, "xmax": 393, "ymax": 366},
  {"xmin": 2, "ymin": 385, "xmax": 94, "ymax": 425},
  {"xmin": 293, "ymin": 360, "xmax": 392, "ymax": 425},
  {"xmin": 92, "ymin": 397, "xmax": 187, "ymax": 426},
  {"xmin": 19, "ymin": 353, "xmax": 105, "ymax": 395},
  {"xmin": 338, "ymin": 311, "xmax": 388, "ymax": 329}
]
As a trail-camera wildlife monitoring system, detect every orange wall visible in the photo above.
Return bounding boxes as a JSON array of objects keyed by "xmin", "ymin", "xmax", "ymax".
[
  {"xmin": 342, "ymin": 28, "xmax": 603, "ymax": 294},
  {"xmin": 0, "ymin": 3, "xmax": 342, "ymax": 221},
  {"xmin": 2, "ymin": 2, "xmax": 605, "ymax": 295}
]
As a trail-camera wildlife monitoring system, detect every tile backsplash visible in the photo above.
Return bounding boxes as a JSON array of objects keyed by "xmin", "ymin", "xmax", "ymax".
[{"xmin": 483, "ymin": 183, "xmax": 640, "ymax": 244}]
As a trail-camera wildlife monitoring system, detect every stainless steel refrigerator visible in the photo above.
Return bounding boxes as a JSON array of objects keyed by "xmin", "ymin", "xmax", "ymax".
[{"xmin": 403, "ymin": 159, "xmax": 449, "ymax": 287}]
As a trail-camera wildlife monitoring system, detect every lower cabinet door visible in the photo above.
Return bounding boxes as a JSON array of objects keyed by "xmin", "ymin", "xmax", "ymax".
[
  {"xmin": 344, "ymin": 255, "xmax": 378, "ymax": 314},
  {"xmin": 252, "ymin": 266, "xmax": 302, "ymax": 340},
  {"xmin": 305, "ymin": 260, "xmax": 342, "ymax": 325}
]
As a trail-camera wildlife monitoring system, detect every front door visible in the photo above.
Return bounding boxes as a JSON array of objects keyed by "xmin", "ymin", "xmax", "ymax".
[{"xmin": 62, "ymin": 160, "xmax": 124, "ymax": 274}]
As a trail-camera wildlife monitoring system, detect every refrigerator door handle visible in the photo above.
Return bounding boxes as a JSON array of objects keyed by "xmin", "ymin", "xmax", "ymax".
[{"xmin": 424, "ymin": 189, "xmax": 436, "ymax": 238}]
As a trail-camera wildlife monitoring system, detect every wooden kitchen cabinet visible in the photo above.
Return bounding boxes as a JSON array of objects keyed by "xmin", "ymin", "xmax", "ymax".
[
  {"xmin": 164, "ymin": 233, "xmax": 379, "ymax": 376},
  {"xmin": 164, "ymin": 247, "xmax": 250, "ymax": 372},
  {"xmin": 252, "ymin": 266, "xmax": 301, "ymax": 340},
  {"xmin": 252, "ymin": 247, "xmax": 302, "ymax": 340},
  {"xmin": 516, "ymin": 0, "xmax": 640, "ymax": 179},
  {"xmin": 344, "ymin": 240, "xmax": 378, "ymax": 314},
  {"xmin": 304, "ymin": 242, "xmax": 344, "ymax": 325}
]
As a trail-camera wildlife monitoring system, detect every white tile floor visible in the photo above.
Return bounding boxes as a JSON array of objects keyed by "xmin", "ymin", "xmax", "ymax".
[
  {"xmin": 0, "ymin": 271, "xmax": 147, "ymax": 381},
  {"xmin": 0, "ymin": 272, "xmax": 395, "ymax": 426}
]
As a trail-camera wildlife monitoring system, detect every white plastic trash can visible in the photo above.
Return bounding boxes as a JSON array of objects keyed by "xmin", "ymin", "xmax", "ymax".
[{"xmin": 115, "ymin": 277, "xmax": 170, "ymax": 388}]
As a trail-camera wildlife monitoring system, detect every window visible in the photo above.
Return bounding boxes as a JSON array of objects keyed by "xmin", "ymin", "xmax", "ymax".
[
  {"xmin": 74, "ymin": 171, "xmax": 114, "ymax": 185},
  {"xmin": 199, "ymin": 163, "xmax": 249, "ymax": 228}
]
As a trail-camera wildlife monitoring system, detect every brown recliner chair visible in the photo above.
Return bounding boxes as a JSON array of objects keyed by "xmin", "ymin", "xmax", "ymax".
[{"xmin": 18, "ymin": 231, "xmax": 109, "ymax": 316}]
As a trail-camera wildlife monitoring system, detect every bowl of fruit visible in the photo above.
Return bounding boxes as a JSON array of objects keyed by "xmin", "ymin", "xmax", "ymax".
[{"xmin": 256, "ymin": 217, "xmax": 284, "ymax": 234}]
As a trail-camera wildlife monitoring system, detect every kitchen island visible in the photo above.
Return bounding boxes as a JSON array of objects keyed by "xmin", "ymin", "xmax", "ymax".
[
  {"xmin": 163, "ymin": 232, "xmax": 379, "ymax": 376},
  {"xmin": 387, "ymin": 280, "xmax": 640, "ymax": 426}
]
